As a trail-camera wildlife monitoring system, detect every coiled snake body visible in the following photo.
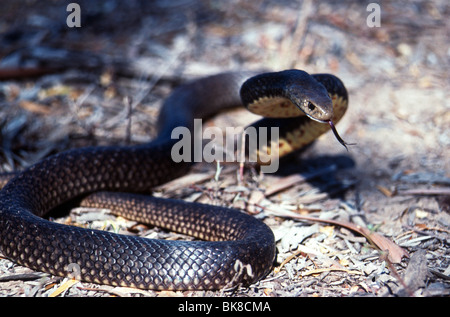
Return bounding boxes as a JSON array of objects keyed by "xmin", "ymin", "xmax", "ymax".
[{"xmin": 0, "ymin": 70, "xmax": 348, "ymax": 290}]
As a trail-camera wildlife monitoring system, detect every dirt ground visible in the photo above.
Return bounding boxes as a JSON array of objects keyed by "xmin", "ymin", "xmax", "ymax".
[{"xmin": 0, "ymin": 0, "xmax": 448, "ymax": 297}]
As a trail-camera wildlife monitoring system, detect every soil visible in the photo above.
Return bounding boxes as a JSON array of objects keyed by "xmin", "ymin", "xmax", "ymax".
[{"xmin": 0, "ymin": 0, "xmax": 448, "ymax": 297}]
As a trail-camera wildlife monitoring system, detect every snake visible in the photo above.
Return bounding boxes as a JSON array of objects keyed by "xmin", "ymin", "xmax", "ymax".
[{"xmin": 0, "ymin": 69, "xmax": 348, "ymax": 290}]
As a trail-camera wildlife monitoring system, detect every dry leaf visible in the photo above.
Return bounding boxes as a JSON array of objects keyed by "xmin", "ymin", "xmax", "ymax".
[
  {"xmin": 376, "ymin": 185, "xmax": 394, "ymax": 197},
  {"xmin": 356, "ymin": 226, "xmax": 409, "ymax": 263},
  {"xmin": 269, "ymin": 209, "xmax": 409, "ymax": 264},
  {"xmin": 19, "ymin": 100, "xmax": 52, "ymax": 115},
  {"xmin": 48, "ymin": 279, "xmax": 79, "ymax": 297}
]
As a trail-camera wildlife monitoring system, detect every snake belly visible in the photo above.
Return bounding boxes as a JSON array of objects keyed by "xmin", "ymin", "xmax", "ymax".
[{"xmin": 0, "ymin": 70, "xmax": 348, "ymax": 290}]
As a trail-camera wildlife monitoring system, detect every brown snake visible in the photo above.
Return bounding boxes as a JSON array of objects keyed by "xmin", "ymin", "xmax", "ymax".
[{"xmin": 0, "ymin": 70, "xmax": 348, "ymax": 290}]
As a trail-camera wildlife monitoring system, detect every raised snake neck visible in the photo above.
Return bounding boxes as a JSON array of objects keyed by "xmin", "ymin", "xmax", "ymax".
[{"xmin": 0, "ymin": 70, "xmax": 348, "ymax": 290}]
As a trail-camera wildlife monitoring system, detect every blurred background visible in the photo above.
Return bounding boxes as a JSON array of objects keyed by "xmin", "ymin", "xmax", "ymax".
[{"xmin": 0, "ymin": 0, "xmax": 447, "ymax": 172}]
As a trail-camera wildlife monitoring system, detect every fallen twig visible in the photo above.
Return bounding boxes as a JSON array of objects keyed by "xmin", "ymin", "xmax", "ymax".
[{"xmin": 396, "ymin": 187, "xmax": 450, "ymax": 196}]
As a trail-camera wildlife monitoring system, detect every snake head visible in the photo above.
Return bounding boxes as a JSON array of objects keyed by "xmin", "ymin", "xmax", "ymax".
[
  {"xmin": 242, "ymin": 70, "xmax": 352, "ymax": 150},
  {"xmin": 284, "ymin": 70, "xmax": 353, "ymax": 150},
  {"xmin": 301, "ymin": 98, "xmax": 333, "ymax": 123},
  {"xmin": 284, "ymin": 70, "xmax": 334, "ymax": 123}
]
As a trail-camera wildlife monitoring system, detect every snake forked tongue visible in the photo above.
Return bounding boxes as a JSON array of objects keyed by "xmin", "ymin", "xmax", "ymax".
[{"xmin": 328, "ymin": 120, "xmax": 353, "ymax": 151}]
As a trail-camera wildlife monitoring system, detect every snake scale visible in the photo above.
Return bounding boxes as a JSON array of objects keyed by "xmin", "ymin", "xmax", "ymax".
[{"xmin": 0, "ymin": 70, "xmax": 348, "ymax": 290}]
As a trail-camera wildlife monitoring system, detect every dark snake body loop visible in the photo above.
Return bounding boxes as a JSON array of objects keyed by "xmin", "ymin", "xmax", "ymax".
[{"xmin": 0, "ymin": 70, "xmax": 348, "ymax": 290}]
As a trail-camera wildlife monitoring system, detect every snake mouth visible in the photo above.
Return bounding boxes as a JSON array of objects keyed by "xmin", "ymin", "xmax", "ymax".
[
  {"xmin": 302, "ymin": 101, "xmax": 333, "ymax": 123},
  {"xmin": 305, "ymin": 113, "xmax": 328, "ymax": 124}
]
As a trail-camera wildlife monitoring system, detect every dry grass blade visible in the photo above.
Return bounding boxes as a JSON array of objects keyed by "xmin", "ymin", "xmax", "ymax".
[
  {"xmin": 48, "ymin": 279, "xmax": 79, "ymax": 297},
  {"xmin": 302, "ymin": 267, "xmax": 363, "ymax": 276},
  {"xmin": 0, "ymin": 272, "xmax": 45, "ymax": 282},
  {"xmin": 396, "ymin": 187, "xmax": 450, "ymax": 196}
]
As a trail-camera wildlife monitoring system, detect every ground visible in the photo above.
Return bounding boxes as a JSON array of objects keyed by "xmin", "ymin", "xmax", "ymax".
[{"xmin": 0, "ymin": 0, "xmax": 448, "ymax": 297}]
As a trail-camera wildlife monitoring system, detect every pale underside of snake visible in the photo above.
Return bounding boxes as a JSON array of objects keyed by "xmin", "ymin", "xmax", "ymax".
[{"xmin": 0, "ymin": 69, "xmax": 349, "ymax": 290}]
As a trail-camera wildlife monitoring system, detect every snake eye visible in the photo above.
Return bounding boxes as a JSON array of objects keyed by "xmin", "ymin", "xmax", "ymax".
[{"xmin": 307, "ymin": 102, "xmax": 316, "ymax": 112}]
